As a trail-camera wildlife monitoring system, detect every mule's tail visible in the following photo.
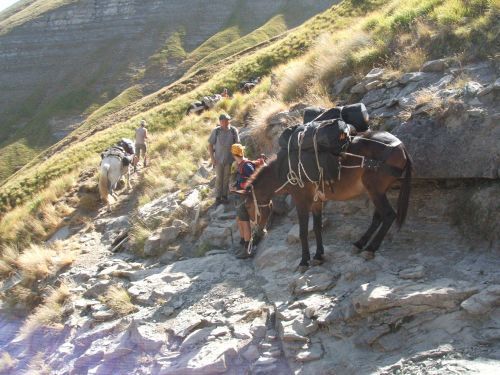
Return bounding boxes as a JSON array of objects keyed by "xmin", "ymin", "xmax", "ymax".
[
  {"xmin": 98, "ymin": 163, "xmax": 110, "ymax": 204},
  {"xmin": 396, "ymin": 147, "xmax": 412, "ymax": 229}
]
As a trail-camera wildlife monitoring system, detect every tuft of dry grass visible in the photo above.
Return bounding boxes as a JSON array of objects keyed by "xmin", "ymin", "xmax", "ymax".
[
  {"xmin": 17, "ymin": 283, "xmax": 71, "ymax": 340},
  {"xmin": 276, "ymin": 58, "xmax": 313, "ymax": 102},
  {"xmin": 0, "ymin": 244, "xmax": 18, "ymax": 277},
  {"xmin": 17, "ymin": 244, "xmax": 55, "ymax": 282},
  {"xmin": 100, "ymin": 285, "xmax": 137, "ymax": 316},
  {"xmin": 1, "ymin": 242, "xmax": 75, "ymax": 288},
  {"xmin": 398, "ymin": 46, "xmax": 429, "ymax": 72},
  {"xmin": 129, "ymin": 222, "xmax": 153, "ymax": 256},
  {"xmin": 249, "ymin": 98, "xmax": 291, "ymax": 155},
  {"xmin": 313, "ymin": 30, "xmax": 373, "ymax": 86},
  {"xmin": 414, "ymin": 88, "xmax": 441, "ymax": 107}
]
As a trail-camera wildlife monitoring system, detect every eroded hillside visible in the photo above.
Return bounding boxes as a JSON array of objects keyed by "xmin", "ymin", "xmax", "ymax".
[
  {"xmin": 0, "ymin": 0, "xmax": 334, "ymax": 181},
  {"xmin": 0, "ymin": 0, "xmax": 499, "ymax": 373}
]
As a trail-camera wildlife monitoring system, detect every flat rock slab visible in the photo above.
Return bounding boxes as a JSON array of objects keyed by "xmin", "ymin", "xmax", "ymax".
[
  {"xmin": 160, "ymin": 339, "xmax": 242, "ymax": 374},
  {"xmin": 351, "ymin": 278, "xmax": 477, "ymax": 316}
]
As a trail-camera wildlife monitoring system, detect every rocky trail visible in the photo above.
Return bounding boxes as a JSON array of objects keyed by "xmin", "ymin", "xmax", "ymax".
[
  {"xmin": 1, "ymin": 175, "xmax": 499, "ymax": 374},
  {"xmin": 1, "ymin": 57, "xmax": 499, "ymax": 374}
]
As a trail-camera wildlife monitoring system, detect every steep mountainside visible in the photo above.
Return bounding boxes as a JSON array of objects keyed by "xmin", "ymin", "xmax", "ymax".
[
  {"xmin": 0, "ymin": 0, "xmax": 499, "ymax": 373},
  {"xmin": 0, "ymin": 0, "xmax": 334, "ymax": 181}
]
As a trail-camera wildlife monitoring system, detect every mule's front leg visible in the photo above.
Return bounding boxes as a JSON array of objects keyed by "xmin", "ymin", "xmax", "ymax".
[
  {"xmin": 297, "ymin": 207, "xmax": 311, "ymax": 273},
  {"xmin": 311, "ymin": 204, "xmax": 324, "ymax": 265}
]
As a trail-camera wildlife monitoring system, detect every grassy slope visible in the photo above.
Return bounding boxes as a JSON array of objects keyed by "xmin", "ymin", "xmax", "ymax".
[
  {"xmin": 0, "ymin": 0, "xmax": 78, "ymax": 35},
  {"xmin": 0, "ymin": 0, "xmax": 362, "ymax": 216},
  {"xmin": 0, "ymin": 0, "xmax": 498, "ymax": 244},
  {"xmin": 184, "ymin": 26, "xmax": 242, "ymax": 66},
  {"xmin": 186, "ymin": 14, "xmax": 288, "ymax": 75},
  {"xmin": 147, "ymin": 29, "xmax": 188, "ymax": 71}
]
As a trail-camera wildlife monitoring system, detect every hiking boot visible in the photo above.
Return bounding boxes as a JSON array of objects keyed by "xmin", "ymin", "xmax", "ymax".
[
  {"xmin": 235, "ymin": 247, "xmax": 253, "ymax": 259},
  {"xmin": 235, "ymin": 241, "xmax": 254, "ymax": 259}
]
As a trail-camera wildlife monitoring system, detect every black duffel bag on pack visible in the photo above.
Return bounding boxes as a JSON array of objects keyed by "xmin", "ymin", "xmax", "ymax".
[
  {"xmin": 277, "ymin": 148, "xmax": 340, "ymax": 183},
  {"xmin": 302, "ymin": 103, "xmax": 370, "ymax": 132},
  {"xmin": 278, "ymin": 119, "xmax": 350, "ymax": 155}
]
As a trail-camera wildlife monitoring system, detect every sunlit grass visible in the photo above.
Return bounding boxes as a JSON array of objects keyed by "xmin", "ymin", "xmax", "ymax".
[{"xmin": 100, "ymin": 285, "xmax": 137, "ymax": 316}]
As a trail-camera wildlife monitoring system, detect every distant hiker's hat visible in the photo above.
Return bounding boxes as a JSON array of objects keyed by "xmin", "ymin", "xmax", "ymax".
[
  {"xmin": 231, "ymin": 143, "xmax": 245, "ymax": 157},
  {"xmin": 140, "ymin": 119, "xmax": 146, "ymax": 126},
  {"xmin": 219, "ymin": 113, "xmax": 231, "ymax": 121}
]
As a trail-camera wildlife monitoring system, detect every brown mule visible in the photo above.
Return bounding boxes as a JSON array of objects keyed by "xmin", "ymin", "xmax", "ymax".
[{"xmin": 243, "ymin": 131, "xmax": 412, "ymax": 272}]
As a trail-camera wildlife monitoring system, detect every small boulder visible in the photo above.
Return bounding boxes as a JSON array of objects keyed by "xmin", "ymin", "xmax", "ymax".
[
  {"xmin": 365, "ymin": 80, "xmax": 381, "ymax": 91},
  {"xmin": 290, "ymin": 271, "xmax": 339, "ymax": 295},
  {"xmin": 242, "ymin": 344, "xmax": 260, "ymax": 361},
  {"xmin": 399, "ymin": 72, "xmax": 428, "ymax": 85},
  {"xmin": 181, "ymin": 190, "xmax": 200, "ymax": 210},
  {"xmin": 464, "ymin": 81, "xmax": 483, "ymax": 97},
  {"xmin": 333, "ymin": 75, "xmax": 356, "ymax": 95},
  {"xmin": 143, "ymin": 232, "xmax": 162, "ymax": 257},
  {"xmin": 399, "ymin": 265, "xmax": 425, "ymax": 280},
  {"xmin": 128, "ymin": 320, "xmax": 166, "ymax": 351},
  {"xmin": 421, "ymin": 59, "xmax": 446, "ymax": 72},
  {"xmin": 461, "ymin": 286, "xmax": 500, "ymax": 315},
  {"xmin": 295, "ymin": 342, "xmax": 323, "ymax": 362},
  {"xmin": 350, "ymin": 82, "xmax": 367, "ymax": 95},
  {"xmin": 180, "ymin": 327, "xmax": 214, "ymax": 351},
  {"xmin": 83, "ymin": 280, "xmax": 111, "ymax": 299},
  {"xmin": 199, "ymin": 226, "xmax": 232, "ymax": 248},
  {"xmin": 160, "ymin": 226, "xmax": 180, "ymax": 246},
  {"xmin": 365, "ymin": 68, "xmax": 385, "ymax": 81}
]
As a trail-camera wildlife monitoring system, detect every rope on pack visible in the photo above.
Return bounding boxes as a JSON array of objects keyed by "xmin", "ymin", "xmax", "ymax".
[{"xmin": 277, "ymin": 121, "xmax": 340, "ymax": 201}]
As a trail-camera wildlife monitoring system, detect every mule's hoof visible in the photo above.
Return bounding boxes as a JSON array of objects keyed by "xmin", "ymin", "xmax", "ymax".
[
  {"xmin": 297, "ymin": 265, "xmax": 309, "ymax": 273},
  {"xmin": 351, "ymin": 244, "xmax": 363, "ymax": 255},
  {"xmin": 360, "ymin": 251, "xmax": 375, "ymax": 260},
  {"xmin": 310, "ymin": 258, "xmax": 324, "ymax": 266},
  {"xmin": 351, "ymin": 247, "xmax": 362, "ymax": 255}
]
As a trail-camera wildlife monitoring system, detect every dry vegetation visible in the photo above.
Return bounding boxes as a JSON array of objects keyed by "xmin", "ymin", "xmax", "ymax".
[
  {"xmin": 17, "ymin": 283, "xmax": 71, "ymax": 340},
  {"xmin": 0, "ymin": 242, "xmax": 75, "ymax": 282},
  {"xmin": 0, "ymin": 0, "xmax": 497, "ymax": 323},
  {"xmin": 100, "ymin": 285, "xmax": 137, "ymax": 316}
]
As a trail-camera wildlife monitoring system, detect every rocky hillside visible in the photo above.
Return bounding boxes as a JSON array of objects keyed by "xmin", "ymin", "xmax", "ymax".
[
  {"xmin": 0, "ymin": 0, "xmax": 334, "ymax": 181},
  {"xmin": 0, "ymin": 0, "xmax": 499, "ymax": 373},
  {"xmin": 1, "ymin": 53, "xmax": 499, "ymax": 374}
]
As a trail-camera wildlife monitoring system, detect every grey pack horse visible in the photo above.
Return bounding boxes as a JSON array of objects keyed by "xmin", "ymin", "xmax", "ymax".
[{"xmin": 99, "ymin": 151, "xmax": 133, "ymax": 211}]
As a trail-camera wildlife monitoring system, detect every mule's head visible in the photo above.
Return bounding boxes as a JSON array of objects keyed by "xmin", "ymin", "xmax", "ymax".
[{"xmin": 235, "ymin": 186, "xmax": 273, "ymax": 231}]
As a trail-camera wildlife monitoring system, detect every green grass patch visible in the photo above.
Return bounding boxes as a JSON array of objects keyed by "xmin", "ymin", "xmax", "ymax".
[
  {"xmin": 185, "ymin": 26, "xmax": 242, "ymax": 65},
  {"xmin": 84, "ymin": 85, "xmax": 144, "ymax": 126},
  {"xmin": 148, "ymin": 29, "xmax": 187, "ymax": 71},
  {"xmin": 186, "ymin": 14, "xmax": 288, "ymax": 75}
]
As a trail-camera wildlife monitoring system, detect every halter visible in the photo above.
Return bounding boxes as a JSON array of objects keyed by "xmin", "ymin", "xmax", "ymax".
[{"xmin": 248, "ymin": 184, "xmax": 272, "ymax": 225}]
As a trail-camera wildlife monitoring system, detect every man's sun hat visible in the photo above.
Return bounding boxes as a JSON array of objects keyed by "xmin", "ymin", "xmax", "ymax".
[
  {"xmin": 219, "ymin": 113, "xmax": 231, "ymax": 121},
  {"xmin": 231, "ymin": 143, "xmax": 245, "ymax": 157},
  {"xmin": 140, "ymin": 119, "xmax": 147, "ymax": 126}
]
